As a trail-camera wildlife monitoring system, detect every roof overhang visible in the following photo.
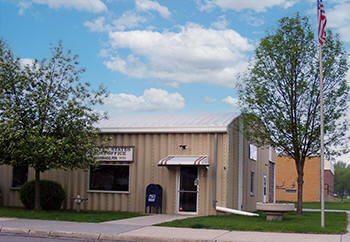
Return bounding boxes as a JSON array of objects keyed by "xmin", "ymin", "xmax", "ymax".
[{"xmin": 158, "ymin": 155, "xmax": 209, "ymax": 166}]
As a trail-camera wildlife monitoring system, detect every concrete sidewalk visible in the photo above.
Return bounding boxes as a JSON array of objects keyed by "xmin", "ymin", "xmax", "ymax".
[{"xmin": 0, "ymin": 212, "xmax": 349, "ymax": 242}]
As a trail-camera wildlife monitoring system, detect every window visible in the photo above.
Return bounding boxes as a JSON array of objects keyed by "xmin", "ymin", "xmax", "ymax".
[
  {"xmin": 11, "ymin": 165, "xmax": 28, "ymax": 189},
  {"xmin": 250, "ymin": 171, "xmax": 255, "ymax": 196},
  {"xmin": 249, "ymin": 144, "xmax": 257, "ymax": 161},
  {"xmin": 89, "ymin": 165, "xmax": 129, "ymax": 192}
]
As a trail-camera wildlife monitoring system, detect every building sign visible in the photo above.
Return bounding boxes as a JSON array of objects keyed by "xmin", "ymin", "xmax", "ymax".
[
  {"xmin": 96, "ymin": 146, "xmax": 134, "ymax": 162},
  {"xmin": 249, "ymin": 144, "xmax": 257, "ymax": 161}
]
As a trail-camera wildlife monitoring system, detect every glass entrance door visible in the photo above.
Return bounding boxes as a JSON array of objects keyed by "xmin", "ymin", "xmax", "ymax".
[{"xmin": 178, "ymin": 166, "xmax": 198, "ymax": 213}]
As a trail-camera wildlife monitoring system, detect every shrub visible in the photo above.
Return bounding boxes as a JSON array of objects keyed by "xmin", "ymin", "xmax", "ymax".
[{"xmin": 19, "ymin": 180, "xmax": 66, "ymax": 210}]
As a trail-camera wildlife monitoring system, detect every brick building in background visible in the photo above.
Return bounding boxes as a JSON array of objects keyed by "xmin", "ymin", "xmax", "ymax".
[{"xmin": 276, "ymin": 156, "xmax": 334, "ymax": 202}]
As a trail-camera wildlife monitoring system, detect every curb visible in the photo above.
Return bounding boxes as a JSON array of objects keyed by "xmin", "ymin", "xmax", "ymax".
[
  {"xmin": 0, "ymin": 227, "xmax": 207, "ymax": 242},
  {"xmin": 118, "ymin": 235, "xmax": 211, "ymax": 242},
  {"xmin": 1, "ymin": 227, "xmax": 30, "ymax": 234},
  {"xmin": 29, "ymin": 229, "xmax": 50, "ymax": 237},
  {"xmin": 0, "ymin": 227, "xmax": 105, "ymax": 241}
]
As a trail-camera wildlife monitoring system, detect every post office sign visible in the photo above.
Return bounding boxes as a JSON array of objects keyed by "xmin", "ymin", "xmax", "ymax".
[{"xmin": 96, "ymin": 146, "xmax": 134, "ymax": 162}]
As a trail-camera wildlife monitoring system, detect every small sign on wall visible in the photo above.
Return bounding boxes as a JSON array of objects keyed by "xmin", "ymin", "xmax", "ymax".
[
  {"xmin": 249, "ymin": 144, "xmax": 257, "ymax": 161},
  {"xmin": 96, "ymin": 146, "xmax": 134, "ymax": 162}
]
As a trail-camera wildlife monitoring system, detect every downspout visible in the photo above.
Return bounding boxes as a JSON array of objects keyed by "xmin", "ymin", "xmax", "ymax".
[
  {"xmin": 238, "ymin": 120, "xmax": 243, "ymax": 210},
  {"xmin": 212, "ymin": 133, "xmax": 218, "ymax": 208}
]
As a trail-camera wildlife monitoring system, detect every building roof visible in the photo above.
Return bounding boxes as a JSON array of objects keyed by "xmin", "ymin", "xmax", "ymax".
[{"xmin": 97, "ymin": 112, "xmax": 240, "ymax": 133}]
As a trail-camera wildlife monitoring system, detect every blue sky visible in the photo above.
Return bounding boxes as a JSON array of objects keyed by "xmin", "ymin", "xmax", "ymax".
[{"xmin": 1, "ymin": 0, "xmax": 350, "ymax": 162}]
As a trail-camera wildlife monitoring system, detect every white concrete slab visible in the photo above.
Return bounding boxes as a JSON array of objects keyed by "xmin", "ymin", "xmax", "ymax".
[
  {"xmin": 102, "ymin": 214, "xmax": 195, "ymax": 226},
  {"xmin": 118, "ymin": 226, "xmax": 229, "ymax": 241},
  {"xmin": 216, "ymin": 231, "xmax": 341, "ymax": 242}
]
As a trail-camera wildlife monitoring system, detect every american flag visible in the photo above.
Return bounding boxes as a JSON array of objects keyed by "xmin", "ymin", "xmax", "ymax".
[{"xmin": 317, "ymin": 0, "xmax": 327, "ymax": 45}]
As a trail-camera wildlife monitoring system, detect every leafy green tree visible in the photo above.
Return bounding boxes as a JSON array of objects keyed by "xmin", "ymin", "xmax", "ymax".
[
  {"xmin": 0, "ymin": 40, "xmax": 107, "ymax": 211},
  {"xmin": 238, "ymin": 14, "xmax": 349, "ymax": 215},
  {"xmin": 334, "ymin": 162, "xmax": 350, "ymax": 200}
]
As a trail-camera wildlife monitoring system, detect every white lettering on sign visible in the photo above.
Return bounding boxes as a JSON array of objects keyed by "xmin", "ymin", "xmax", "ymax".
[{"xmin": 96, "ymin": 147, "xmax": 134, "ymax": 162}]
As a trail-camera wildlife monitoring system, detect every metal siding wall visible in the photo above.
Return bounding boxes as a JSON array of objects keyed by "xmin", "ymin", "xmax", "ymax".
[
  {"xmin": 241, "ymin": 141, "xmax": 271, "ymax": 211},
  {"xmin": 242, "ymin": 137, "xmax": 257, "ymax": 211},
  {"xmin": 226, "ymin": 119, "xmax": 239, "ymax": 209},
  {"xmin": 255, "ymin": 147, "xmax": 269, "ymax": 203},
  {"xmin": 0, "ymin": 165, "xmax": 36, "ymax": 207},
  {"xmin": 215, "ymin": 133, "xmax": 225, "ymax": 208},
  {"xmin": 0, "ymin": 132, "xmax": 229, "ymax": 215},
  {"xmin": 0, "ymin": 165, "xmax": 12, "ymax": 206}
]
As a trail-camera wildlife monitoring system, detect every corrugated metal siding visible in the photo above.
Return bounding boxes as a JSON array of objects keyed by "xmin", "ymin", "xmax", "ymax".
[
  {"xmin": 226, "ymin": 118, "xmax": 239, "ymax": 209},
  {"xmin": 255, "ymin": 147, "xmax": 270, "ymax": 203},
  {"xmin": 1, "ymin": 132, "xmax": 227, "ymax": 215},
  {"xmin": 242, "ymin": 138, "xmax": 256, "ymax": 211}
]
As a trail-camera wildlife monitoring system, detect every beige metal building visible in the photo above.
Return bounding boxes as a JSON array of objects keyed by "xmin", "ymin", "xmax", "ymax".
[{"xmin": 0, "ymin": 113, "xmax": 276, "ymax": 215}]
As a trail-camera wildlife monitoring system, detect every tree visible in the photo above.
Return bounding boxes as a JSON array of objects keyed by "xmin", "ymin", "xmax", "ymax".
[
  {"xmin": 334, "ymin": 162, "xmax": 350, "ymax": 200},
  {"xmin": 238, "ymin": 14, "xmax": 349, "ymax": 215},
  {"xmin": 0, "ymin": 40, "xmax": 107, "ymax": 211}
]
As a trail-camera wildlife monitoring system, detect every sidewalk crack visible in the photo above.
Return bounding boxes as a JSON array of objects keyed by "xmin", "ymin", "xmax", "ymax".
[{"xmin": 212, "ymin": 230, "xmax": 231, "ymax": 242}]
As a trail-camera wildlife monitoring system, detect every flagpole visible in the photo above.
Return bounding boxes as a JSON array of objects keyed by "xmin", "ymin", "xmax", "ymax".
[
  {"xmin": 319, "ymin": 44, "xmax": 325, "ymax": 229},
  {"xmin": 317, "ymin": 0, "xmax": 326, "ymax": 229}
]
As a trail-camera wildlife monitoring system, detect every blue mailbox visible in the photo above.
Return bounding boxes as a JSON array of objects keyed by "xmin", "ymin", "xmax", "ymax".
[{"xmin": 145, "ymin": 184, "xmax": 163, "ymax": 213}]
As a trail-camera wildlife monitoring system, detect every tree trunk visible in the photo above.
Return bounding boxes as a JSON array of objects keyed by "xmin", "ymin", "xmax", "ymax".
[
  {"xmin": 296, "ymin": 173, "xmax": 303, "ymax": 215},
  {"xmin": 34, "ymin": 169, "xmax": 40, "ymax": 212},
  {"xmin": 296, "ymin": 159, "xmax": 305, "ymax": 215}
]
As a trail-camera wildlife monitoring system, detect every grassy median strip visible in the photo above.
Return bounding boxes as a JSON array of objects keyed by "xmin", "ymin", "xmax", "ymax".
[
  {"xmin": 0, "ymin": 207, "xmax": 144, "ymax": 223},
  {"xmin": 299, "ymin": 199, "xmax": 350, "ymax": 210},
  {"xmin": 277, "ymin": 199, "xmax": 350, "ymax": 210},
  {"xmin": 157, "ymin": 212, "xmax": 347, "ymax": 234}
]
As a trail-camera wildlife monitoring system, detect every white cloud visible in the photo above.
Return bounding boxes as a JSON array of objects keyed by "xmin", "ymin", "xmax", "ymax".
[
  {"xmin": 241, "ymin": 13, "xmax": 265, "ymax": 27},
  {"xmin": 31, "ymin": 0, "xmax": 107, "ymax": 13},
  {"xmin": 327, "ymin": 2, "xmax": 350, "ymax": 42},
  {"xmin": 84, "ymin": 17, "xmax": 111, "ymax": 32},
  {"xmin": 112, "ymin": 12, "xmax": 147, "ymax": 31},
  {"xmin": 104, "ymin": 88, "xmax": 185, "ymax": 112},
  {"xmin": 85, "ymin": 12, "xmax": 146, "ymax": 32},
  {"xmin": 222, "ymin": 96, "xmax": 239, "ymax": 107},
  {"xmin": 104, "ymin": 23, "xmax": 254, "ymax": 87},
  {"xmin": 17, "ymin": 1, "xmax": 32, "ymax": 15},
  {"xmin": 135, "ymin": 0, "xmax": 171, "ymax": 18},
  {"xmin": 211, "ymin": 15, "xmax": 229, "ymax": 29},
  {"xmin": 196, "ymin": 0, "xmax": 298, "ymax": 12}
]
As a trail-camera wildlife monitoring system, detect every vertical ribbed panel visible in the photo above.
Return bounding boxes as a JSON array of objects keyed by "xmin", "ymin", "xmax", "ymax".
[{"xmin": 1, "ymin": 132, "xmax": 238, "ymax": 215}]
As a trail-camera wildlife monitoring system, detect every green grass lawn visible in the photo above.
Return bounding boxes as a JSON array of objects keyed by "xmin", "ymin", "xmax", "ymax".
[
  {"xmin": 0, "ymin": 207, "xmax": 144, "ymax": 223},
  {"xmin": 157, "ymin": 212, "xmax": 348, "ymax": 234},
  {"xmin": 280, "ymin": 198, "xmax": 350, "ymax": 210}
]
